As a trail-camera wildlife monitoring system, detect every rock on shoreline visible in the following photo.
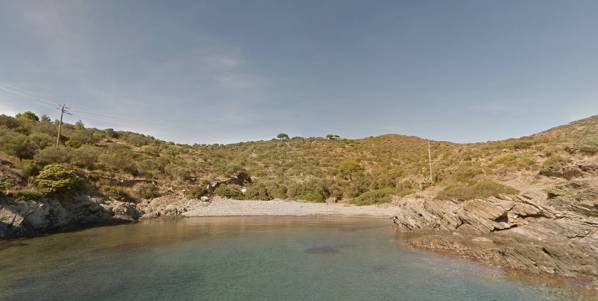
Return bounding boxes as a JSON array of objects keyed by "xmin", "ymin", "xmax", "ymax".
[
  {"xmin": 0, "ymin": 196, "xmax": 141, "ymax": 239},
  {"xmin": 391, "ymin": 187, "xmax": 598, "ymax": 289}
]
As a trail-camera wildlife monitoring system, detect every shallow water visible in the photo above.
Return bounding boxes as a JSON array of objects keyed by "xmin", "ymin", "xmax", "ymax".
[{"xmin": 0, "ymin": 217, "xmax": 591, "ymax": 301}]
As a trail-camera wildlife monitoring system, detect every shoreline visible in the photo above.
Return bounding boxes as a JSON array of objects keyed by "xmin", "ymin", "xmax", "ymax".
[{"xmin": 182, "ymin": 198, "xmax": 402, "ymax": 218}]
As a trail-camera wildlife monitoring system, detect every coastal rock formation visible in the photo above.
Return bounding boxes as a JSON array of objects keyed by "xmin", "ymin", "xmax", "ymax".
[
  {"xmin": 392, "ymin": 183, "xmax": 598, "ymax": 288},
  {"xmin": 136, "ymin": 196, "xmax": 207, "ymax": 218},
  {"xmin": 0, "ymin": 192, "xmax": 210, "ymax": 239},
  {"xmin": 0, "ymin": 196, "xmax": 140, "ymax": 239}
]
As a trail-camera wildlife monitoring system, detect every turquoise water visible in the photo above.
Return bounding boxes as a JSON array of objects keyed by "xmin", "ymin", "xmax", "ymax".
[{"xmin": 0, "ymin": 217, "xmax": 590, "ymax": 301}]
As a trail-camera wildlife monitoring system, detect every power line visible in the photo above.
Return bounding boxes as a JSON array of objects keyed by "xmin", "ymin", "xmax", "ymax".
[
  {"xmin": 56, "ymin": 104, "xmax": 72, "ymax": 146},
  {"xmin": 0, "ymin": 86, "xmax": 179, "ymax": 144},
  {"xmin": 0, "ymin": 84, "xmax": 58, "ymax": 107},
  {"xmin": 0, "ymin": 90, "xmax": 58, "ymax": 110},
  {"xmin": 0, "ymin": 84, "xmax": 165, "ymax": 128}
]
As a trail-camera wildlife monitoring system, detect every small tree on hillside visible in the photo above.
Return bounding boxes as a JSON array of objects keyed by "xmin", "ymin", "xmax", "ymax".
[
  {"xmin": 15, "ymin": 111, "xmax": 39, "ymax": 122},
  {"xmin": 34, "ymin": 164, "xmax": 82, "ymax": 195},
  {"xmin": 40, "ymin": 114, "xmax": 52, "ymax": 123},
  {"xmin": 276, "ymin": 133, "xmax": 290, "ymax": 140},
  {"xmin": 75, "ymin": 120, "xmax": 85, "ymax": 130},
  {"xmin": 338, "ymin": 159, "xmax": 363, "ymax": 181}
]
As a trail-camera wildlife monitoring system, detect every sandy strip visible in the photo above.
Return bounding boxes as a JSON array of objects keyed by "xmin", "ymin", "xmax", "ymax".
[{"xmin": 183, "ymin": 198, "xmax": 402, "ymax": 218}]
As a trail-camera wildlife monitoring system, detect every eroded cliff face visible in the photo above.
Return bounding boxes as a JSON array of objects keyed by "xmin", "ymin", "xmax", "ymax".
[
  {"xmin": 392, "ymin": 180, "xmax": 598, "ymax": 289},
  {"xmin": 0, "ymin": 196, "xmax": 141, "ymax": 239}
]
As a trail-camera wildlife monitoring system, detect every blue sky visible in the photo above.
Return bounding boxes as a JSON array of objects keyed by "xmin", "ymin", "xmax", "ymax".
[{"xmin": 1, "ymin": 0, "xmax": 597, "ymax": 144}]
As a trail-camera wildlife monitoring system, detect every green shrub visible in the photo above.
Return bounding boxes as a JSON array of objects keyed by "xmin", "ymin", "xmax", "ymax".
[
  {"xmin": 276, "ymin": 133, "xmax": 289, "ymax": 140},
  {"xmin": 451, "ymin": 165, "xmax": 484, "ymax": 182},
  {"xmin": 351, "ymin": 188, "xmax": 395, "ymax": 205},
  {"xmin": 295, "ymin": 187, "xmax": 328, "ymax": 203},
  {"xmin": 511, "ymin": 139, "xmax": 535, "ymax": 150},
  {"xmin": 338, "ymin": 178, "xmax": 370, "ymax": 198},
  {"xmin": 224, "ymin": 163, "xmax": 244, "ymax": 176},
  {"xmin": 0, "ymin": 114, "xmax": 20, "ymax": 129},
  {"xmin": 289, "ymin": 181, "xmax": 330, "ymax": 202},
  {"xmin": 0, "ymin": 131, "xmax": 37, "ymax": 159},
  {"xmin": 244, "ymin": 183, "xmax": 272, "ymax": 200},
  {"xmin": 186, "ymin": 182, "xmax": 210, "ymax": 199},
  {"xmin": 16, "ymin": 190, "xmax": 43, "ymax": 201},
  {"xmin": 98, "ymin": 149, "xmax": 138, "ymax": 175},
  {"xmin": 66, "ymin": 129, "xmax": 98, "ymax": 148},
  {"xmin": 337, "ymin": 159, "xmax": 363, "ymax": 181},
  {"xmin": 15, "ymin": 111, "xmax": 39, "ymax": 122},
  {"xmin": 135, "ymin": 183, "xmax": 160, "ymax": 199},
  {"xmin": 27, "ymin": 132, "xmax": 54, "ymax": 149},
  {"xmin": 104, "ymin": 128, "xmax": 119, "ymax": 138},
  {"xmin": 266, "ymin": 182, "xmax": 287, "ymax": 199},
  {"xmin": 107, "ymin": 187, "xmax": 136, "ymax": 202},
  {"xmin": 436, "ymin": 180, "xmax": 518, "ymax": 201},
  {"xmin": 395, "ymin": 181, "xmax": 416, "ymax": 196},
  {"xmin": 34, "ymin": 146, "xmax": 72, "ymax": 165},
  {"xmin": 18, "ymin": 159, "xmax": 39, "ymax": 178},
  {"xmin": 164, "ymin": 164, "xmax": 192, "ymax": 181},
  {"xmin": 0, "ymin": 178, "xmax": 15, "ymax": 194},
  {"xmin": 575, "ymin": 135, "xmax": 598, "ymax": 154},
  {"xmin": 295, "ymin": 191, "xmax": 324, "ymax": 202},
  {"xmin": 237, "ymin": 170, "xmax": 251, "ymax": 183},
  {"xmin": 546, "ymin": 186, "xmax": 571, "ymax": 199},
  {"xmin": 71, "ymin": 145, "xmax": 100, "ymax": 169},
  {"xmin": 121, "ymin": 132, "xmax": 154, "ymax": 146},
  {"xmin": 214, "ymin": 184, "xmax": 244, "ymax": 199},
  {"xmin": 542, "ymin": 154, "xmax": 566, "ymax": 168},
  {"xmin": 34, "ymin": 164, "xmax": 83, "ymax": 195},
  {"xmin": 489, "ymin": 152, "xmax": 536, "ymax": 170}
]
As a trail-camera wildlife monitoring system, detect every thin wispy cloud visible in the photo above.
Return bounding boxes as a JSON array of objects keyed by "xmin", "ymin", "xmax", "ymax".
[{"xmin": 1, "ymin": 1, "xmax": 597, "ymax": 144}]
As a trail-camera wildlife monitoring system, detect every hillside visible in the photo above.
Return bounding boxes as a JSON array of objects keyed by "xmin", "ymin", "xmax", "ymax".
[{"xmin": 1, "ymin": 112, "xmax": 597, "ymax": 206}]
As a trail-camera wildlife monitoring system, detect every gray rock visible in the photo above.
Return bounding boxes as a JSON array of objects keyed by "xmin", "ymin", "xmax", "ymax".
[
  {"xmin": 392, "ymin": 189, "xmax": 598, "ymax": 288},
  {"xmin": 0, "ymin": 196, "xmax": 140, "ymax": 239}
]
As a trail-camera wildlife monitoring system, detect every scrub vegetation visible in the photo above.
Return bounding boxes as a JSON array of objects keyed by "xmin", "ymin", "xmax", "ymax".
[{"xmin": 0, "ymin": 112, "xmax": 596, "ymax": 204}]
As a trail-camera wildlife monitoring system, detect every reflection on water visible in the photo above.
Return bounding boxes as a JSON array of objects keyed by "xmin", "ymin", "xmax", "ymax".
[{"xmin": 0, "ymin": 217, "xmax": 593, "ymax": 301}]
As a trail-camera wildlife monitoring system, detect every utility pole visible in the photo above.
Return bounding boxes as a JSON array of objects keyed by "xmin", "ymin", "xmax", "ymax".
[
  {"xmin": 56, "ymin": 104, "xmax": 71, "ymax": 146},
  {"xmin": 427, "ymin": 140, "xmax": 434, "ymax": 184}
]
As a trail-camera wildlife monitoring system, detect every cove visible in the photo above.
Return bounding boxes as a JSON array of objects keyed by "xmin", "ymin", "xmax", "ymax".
[{"xmin": 0, "ymin": 217, "xmax": 587, "ymax": 301}]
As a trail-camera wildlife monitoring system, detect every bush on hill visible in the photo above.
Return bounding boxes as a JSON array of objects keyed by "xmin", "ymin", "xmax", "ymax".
[
  {"xmin": 106, "ymin": 187, "xmax": 136, "ymax": 203},
  {"xmin": 436, "ymin": 180, "xmax": 518, "ymax": 201},
  {"xmin": 34, "ymin": 164, "xmax": 83, "ymax": 195},
  {"xmin": 186, "ymin": 181, "xmax": 210, "ymax": 199},
  {"xmin": 15, "ymin": 111, "xmax": 39, "ymax": 122},
  {"xmin": 134, "ymin": 183, "xmax": 160, "ymax": 199},
  {"xmin": 351, "ymin": 187, "xmax": 396, "ymax": 206},
  {"xmin": 214, "ymin": 184, "xmax": 244, "ymax": 199},
  {"xmin": 34, "ymin": 146, "xmax": 72, "ymax": 166},
  {"xmin": 575, "ymin": 135, "xmax": 598, "ymax": 154}
]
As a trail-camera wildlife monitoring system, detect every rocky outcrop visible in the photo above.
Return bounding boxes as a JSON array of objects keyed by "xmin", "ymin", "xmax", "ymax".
[
  {"xmin": 0, "ymin": 190, "xmax": 211, "ymax": 239},
  {"xmin": 136, "ymin": 196, "xmax": 208, "ymax": 218},
  {"xmin": 0, "ymin": 196, "xmax": 141, "ymax": 239},
  {"xmin": 548, "ymin": 180, "xmax": 598, "ymax": 217},
  {"xmin": 539, "ymin": 162, "xmax": 598, "ymax": 180},
  {"xmin": 392, "ymin": 189, "xmax": 598, "ymax": 289}
]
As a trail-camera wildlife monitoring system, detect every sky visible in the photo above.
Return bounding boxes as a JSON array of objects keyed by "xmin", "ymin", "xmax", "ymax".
[{"xmin": 1, "ymin": 0, "xmax": 597, "ymax": 144}]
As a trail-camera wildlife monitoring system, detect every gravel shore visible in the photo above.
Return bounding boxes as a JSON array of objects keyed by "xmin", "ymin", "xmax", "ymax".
[{"xmin": 183, "ymin": 198, "xmax": 401, "ymax": 218}]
